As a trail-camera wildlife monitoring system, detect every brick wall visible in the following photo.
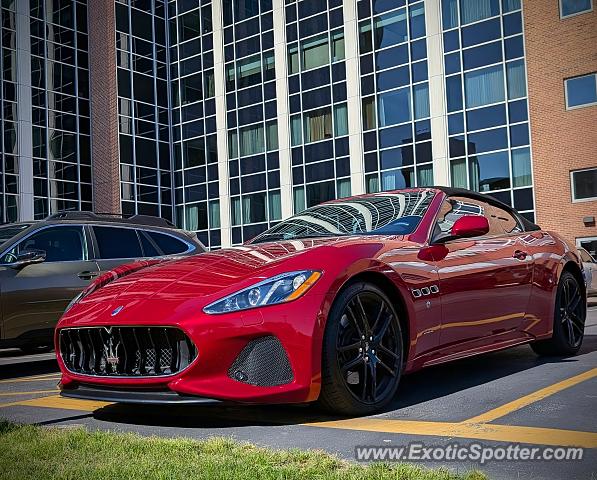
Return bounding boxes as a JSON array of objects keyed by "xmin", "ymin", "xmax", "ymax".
[
  {"xmin": 523, "ymin": 0, "xmax": 597, "ymax": 246},
  {"xmin": 88, "ymin": 0, "xmax": 121, "ymax": 215}
]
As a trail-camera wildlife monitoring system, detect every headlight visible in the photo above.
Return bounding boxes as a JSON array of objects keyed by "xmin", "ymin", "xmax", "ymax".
[{"xmin": 203, "ymin": 270, "xmax": 322, "ymax": 314}]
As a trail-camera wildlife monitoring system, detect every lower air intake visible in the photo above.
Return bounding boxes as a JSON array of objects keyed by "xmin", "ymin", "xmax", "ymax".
[
  {"xmin": 228, "ymin": 336, "xmax": 293, "ymax": 386},
  {"xmin": 59, "ymin": 326, "xmax": 197, "ymax": 377}
]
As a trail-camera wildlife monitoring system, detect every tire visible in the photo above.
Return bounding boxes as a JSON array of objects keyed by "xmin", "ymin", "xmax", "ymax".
[
  {"xmin": 531, "ymin": 271, "xmax": 586, "ymax": 357},
  {"xmin": 318, "ymin": 282, "xmax": 404, "ymax": 416},
  {"xmin": 19, "ymin": 345, "xmax": 53, "ymax": 355}
]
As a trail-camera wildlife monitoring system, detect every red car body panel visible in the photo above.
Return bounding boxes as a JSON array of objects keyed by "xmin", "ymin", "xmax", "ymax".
[{"xmin": 55, "ymin": 188, "xmax": 584, "ymax": 405}]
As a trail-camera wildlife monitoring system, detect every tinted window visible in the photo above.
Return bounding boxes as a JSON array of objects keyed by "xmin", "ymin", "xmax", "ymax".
[
  {"xmin": 94, "ymin": 227, "xmax": 142, "ymax": 259},
  {"xmin": 147, "ymin": 231, "xmax": 189, "ymax": 255},
  {"xmin": 579, "ymin": 249, "xmax": 592, "ymax": 263},
  {"xmin": 434, "ymin": 196, "xmax": 514, "ymax": 238},
  {"xmin": 6, "ymin": 226, "xmax": 85, "ymax": 263},
  {"xmin": 139, "ymin": 232, "xmax": 161, "ymax": 257}
]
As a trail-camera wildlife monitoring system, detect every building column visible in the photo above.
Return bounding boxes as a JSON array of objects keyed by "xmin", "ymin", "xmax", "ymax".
[
  {"xmin": 212, "ymin": 0, "xmax": 232, "ymax": 247},
  {"xmin": 88, "ymin": 0, "xmax": 121, "ymax": 214},
  {"xmin": 343, "ymin": 0, "xmax": 365, "ymax": 196},
  {"xmin": 16, "ymin": 0, "xmax": 34, "ymax": 221},
  {"xmin": 272, "ymin": 0, "xmax": 293, "ymax": 219},
  {"xmin": 425, "ymin": 0, "xmax": 450, "ymax": 186}
]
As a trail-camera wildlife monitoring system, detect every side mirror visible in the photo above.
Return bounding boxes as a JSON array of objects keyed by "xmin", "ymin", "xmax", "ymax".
[
  {"xmin": 434, "ymin": 215, "xmax": 490, "ymax": 244},
  {"xmin": 451, "ymin": 215, "xmax": 490, "ymax": 239},
  {"xmin": 9, "ymin": 249, "xmax": 47, "ymax": 269}
]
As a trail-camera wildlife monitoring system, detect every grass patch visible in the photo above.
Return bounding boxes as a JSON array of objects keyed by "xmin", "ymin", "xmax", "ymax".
[{"xmin": 0, "ymin": 420, "xmax": 486, "ymax": 479}]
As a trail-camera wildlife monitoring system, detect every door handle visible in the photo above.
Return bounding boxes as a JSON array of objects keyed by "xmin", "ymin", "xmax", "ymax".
[
  {"xmin": 78, "ymin": 271, "xmax": 100, "ymax": 280},
  {"xmin": 513, "ymin": 250, "xmax": 529, "ymax": 260}
]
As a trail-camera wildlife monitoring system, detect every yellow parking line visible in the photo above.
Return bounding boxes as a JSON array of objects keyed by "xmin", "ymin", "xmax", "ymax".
[
  {"xmin": 464, "ymin": 368, "xmax": 597, "ymax": 424},
  {"xmin": 0, "ymin": 373, "xmax": 61, "ymax": 384},
  {"xmin": 303, "ymin": 418, "xmax": 597, "ymax": 449},
  {"xmin": 0, "ymin": 395, "xmax": 112, "ymax": 412},
  {"xmin": 0, "ymin": 389, "xmax": 57, "ymax": 397}
]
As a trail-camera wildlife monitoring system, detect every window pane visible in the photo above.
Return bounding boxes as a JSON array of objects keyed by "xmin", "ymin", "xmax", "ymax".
[
  {"xmin": 378, "ymin": 87, "xmax": 411, "ymax": 127},
  {"xmin": 414, "ymin": 83, "xmax": 430, "ymax": 119},
  {"xmin": 566, "ymin": 74, "xmax": 597, "ymax": 108},
  {"xmin": 139, "ymin": 232, "xmax": 160, "ymax": 257},
  {"xmin": 290, "ymin": 115, "xmax": 302, "ymax": 146},
  {"xmin": 374, "ymin": 9, "xmax": 407, "ymax": 49},
  {"xmin": 239, "ymin": 125, "xmax": 264, "ymax": 156},
  {"xmin": 288, "ymin": 46, "xmax": 299, "ymax": 74},
  {"xmin": 18, "ymin": 227, "xmax": 84, "ymax": 262},
  {"xmin": 572, "ymin": 168, "xmax": 597, "ymax": 200},
  {"xmin": 293, "ymin": 186, "xmax": 306, "ymax": 213},
  {"xmin": 512, "ymin": 147, "xmax": 532, "ymax": 187},
  {"xmin": 266, "ymin": 121, "xmax": 278, "ymax": 150},
  {"xmin": 304, "ymin": 107, "xmax": 332, "ymax": 142},
  {"xmin": 334, "ymin": 104, "xmax": 348, "ymax": 137},
  {"xmin": 442, "ymin": 0, "xmax": 459, "ymax": 29},
  {"xmin": 503, "ymin": 0, "xmax": 521, "ymax": 12},
  {"xmin": 362, "ymin": 97, "xmax": 376, "ymax": 130},
  {"xmin": 409, "ymin": 3, "xmax": 426, "ymax": 39},
  {"xmin": 332, "ymin": 31, "xmax": 345, "ymax": 62},
  {"xmin": 561, "ymin": 0, "xmax": 592, "ymax": 16},
  {"xmin": 147, "ymin": 231, "xmax": 189, "ymax": 255},
  {"xmin": 94, "ymin": 227, "xmax": 142, "ymax": 259},
  {"xmin": 301, "ymin": 35, "xmax": 329, "ymax": 70},
  {"xmin": 242, "ymin": 192, "xmax": 267, "ymax": 223},
  {"xmin": 460, "ymin": 0, "xmax": 500, "ymax": 25},
  {"xmin": 237, "ymin": 55, "xmax": 262, "ymax": 88},
  {"xmin": 450, "ymin": 159, "xmax": 468, "ymax": 188},
  {"xmin": 469, "ymin": 151, "xmax": 510, "ymax": 192},
  {"xmin": 506, "ymin": 59, "xmax": 527, "ymax": 100},
  {"xmin": 465, "ymin": 65, "xmax": 505, "ymax": 108}
]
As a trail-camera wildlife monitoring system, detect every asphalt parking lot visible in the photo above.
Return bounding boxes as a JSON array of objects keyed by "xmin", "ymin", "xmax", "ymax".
[{"xmin": 1, "ymin": 307, "xmax": 596, "ymax": 480}]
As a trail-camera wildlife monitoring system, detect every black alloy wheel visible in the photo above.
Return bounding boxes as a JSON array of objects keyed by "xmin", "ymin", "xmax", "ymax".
[
  {"xmin": 319, "ymin": 283, "xmax": 403, "ymax": 415},
  {"xmin": 531, "ymin": 271, "xmax": 586, "ymax": 356}
]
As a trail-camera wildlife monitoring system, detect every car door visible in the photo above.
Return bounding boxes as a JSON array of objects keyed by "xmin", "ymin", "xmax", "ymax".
[
  {"xmin": 90, "ymin": 225, "xmax": 146, "ymax": 273},
  {"xmin": 432, "ymin": 196, "xmax": 534, "ymax": 352},
  {"xmin": 0, "ymin": 225, "xmax": 100, "ymax": 341}
]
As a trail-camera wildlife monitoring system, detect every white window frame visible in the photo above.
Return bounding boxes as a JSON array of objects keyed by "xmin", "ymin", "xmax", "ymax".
[
  {"xmin": 559, "ymin": 0, "xmax": 593, "ymax": 18},
  {"xmin": 570, "ymin": 167, "xmax": 597, "ymax": 203},
  {"xmin": 564, "ymin": 73, "xmax": 597, "ymax": 110}
]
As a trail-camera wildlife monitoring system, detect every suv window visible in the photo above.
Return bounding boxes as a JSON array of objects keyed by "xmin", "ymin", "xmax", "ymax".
[
  {"xmin": 1, "ymin": 226, "xmax": 85, "ymax": 263},
  {"xmin": 139, "ymin": 231, "xmax": 161, "ymax": 257},
  {"xmin": 146, "ymin": 231, "xmax": 190, "ymax": 255},
  {"xmin": 93, "ymin": 226, "xmax": 142, "ymax": 259},
  {"xmin": 0, "ymin": 224, "xmax": 32, "ymax": 244}
]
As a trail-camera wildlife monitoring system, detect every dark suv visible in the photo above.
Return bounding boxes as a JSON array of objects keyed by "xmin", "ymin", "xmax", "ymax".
[{"xmin": 0, "ymin": 212, "xmax": 205, "ymax": 353}]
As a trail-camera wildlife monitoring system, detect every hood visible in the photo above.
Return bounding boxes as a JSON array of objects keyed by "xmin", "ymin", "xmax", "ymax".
[{"xmin": 79, "ymin": 236, "xmax": 379, "ymax": 307}]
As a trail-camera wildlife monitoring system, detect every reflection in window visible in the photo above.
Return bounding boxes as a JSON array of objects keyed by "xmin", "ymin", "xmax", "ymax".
[
  {"xmin": 565, "ymin": 73, "xmax": 597, "ymax": 109},
  {"xmin": 374, "ymin": 9, "xmax": 407, "ymax": 49},
  {"xmin": 571, "ymin": 168, "xmax": 597, "ymax": 201},
  {"xmin": 469, "ymin": 151, "xmax": 510, "ymax": 192},
  {"xmin": 560, "ymin": 0, "xmax": 593, "ymax": 17},
  {"xmin": 378, "ymin": 87, "xmax": 411, "ymax": 127}
]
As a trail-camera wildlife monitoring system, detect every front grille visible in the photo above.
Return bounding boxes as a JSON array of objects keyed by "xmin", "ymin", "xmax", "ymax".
[{"xmin": 59, "ymin": 327, "xmax": 197, "ymax": 377}]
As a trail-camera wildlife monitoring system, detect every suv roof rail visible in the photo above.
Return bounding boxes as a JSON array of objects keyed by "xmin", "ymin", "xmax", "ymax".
[{"xmin": 46, "ymin": 211, "xmax": 176, "ymax": 228}]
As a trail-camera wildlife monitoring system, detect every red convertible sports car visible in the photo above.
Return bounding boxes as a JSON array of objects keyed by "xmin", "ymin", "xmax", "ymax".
[{"xmin": 56, "ymin": 187, "xmax": 587, "ymax": 415}]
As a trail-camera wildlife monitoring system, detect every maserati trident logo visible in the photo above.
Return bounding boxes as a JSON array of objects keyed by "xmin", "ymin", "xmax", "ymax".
[
  {"xmin": 103, "ymin": 335, "xmax": 120, "ymax": 371},
  {"xmin": 111, "ymin": 305, "xmax": 124, "ymax": 316}
]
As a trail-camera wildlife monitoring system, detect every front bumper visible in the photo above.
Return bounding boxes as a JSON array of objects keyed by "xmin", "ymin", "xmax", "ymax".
[
  {"xmin": 56, "ymin": 294, "xmax": 328, "ymax": 405},
  {"xmin": 60, "ymin": 384, "xmax": 222, "ymax": 405}
]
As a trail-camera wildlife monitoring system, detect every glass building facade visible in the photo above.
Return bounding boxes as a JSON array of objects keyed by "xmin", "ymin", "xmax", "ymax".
[{"xmin": 1, "ymin": 0, "xmax": 538, "ymax": 241}]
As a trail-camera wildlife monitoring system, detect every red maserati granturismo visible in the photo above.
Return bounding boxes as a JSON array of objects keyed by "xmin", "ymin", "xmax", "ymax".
[{"xmin": 55, "ymin": 187, "xmax": 587, "ymax": 414}]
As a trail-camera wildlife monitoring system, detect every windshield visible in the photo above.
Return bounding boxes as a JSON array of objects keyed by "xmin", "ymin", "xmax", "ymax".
[
  {"xmin": 251, "ymin": 190, "xmax": 436, "ymax": 244},
  {"xmin": 0, "ymin": 224, "xmax": 32, "ymax": 245}
]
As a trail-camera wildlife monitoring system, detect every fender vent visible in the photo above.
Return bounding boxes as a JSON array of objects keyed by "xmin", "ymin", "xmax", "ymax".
[{"xmin": 228, "ymin": 336, "xmax": 293, "ymax": 386}]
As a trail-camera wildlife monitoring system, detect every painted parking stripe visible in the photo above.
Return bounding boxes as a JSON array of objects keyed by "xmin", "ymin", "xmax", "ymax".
[
  {"xmin": 303, "ymin": 418, "xmax": 597, "ymax": 449},
  {"xmin": 0, "ymin": 395, "xmax": 111, "ymax": 412},
  {"xmin": 0, "ymin": 373, "xmax": 61, "ymax": 384},
  {"xmin": 0, "ymin": 389, "xmax": 57, "ymax": 397},
  {"xmin": 463, "ymin": 368, "xmax": 597, "ymax": 424}
]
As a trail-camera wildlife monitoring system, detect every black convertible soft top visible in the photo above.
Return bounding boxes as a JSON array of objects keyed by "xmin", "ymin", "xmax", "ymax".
[{"xmin": 434, "ymin": 186, "xmax": 541, "ymax": 232}]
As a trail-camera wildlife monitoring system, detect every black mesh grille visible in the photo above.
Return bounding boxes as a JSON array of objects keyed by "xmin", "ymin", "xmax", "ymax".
[
  {"xmin": 228, "ymin": 336, "xmax": 293, "ymax": 386},
  {"xmin": 59, "ymin": 327, "xmax": 197, "ymax": 377}
]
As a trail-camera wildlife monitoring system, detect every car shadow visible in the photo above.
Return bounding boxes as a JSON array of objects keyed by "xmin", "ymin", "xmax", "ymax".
[{"xmin": 92, "ymin": 333, "xmax": 597, "ymax": 429}]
